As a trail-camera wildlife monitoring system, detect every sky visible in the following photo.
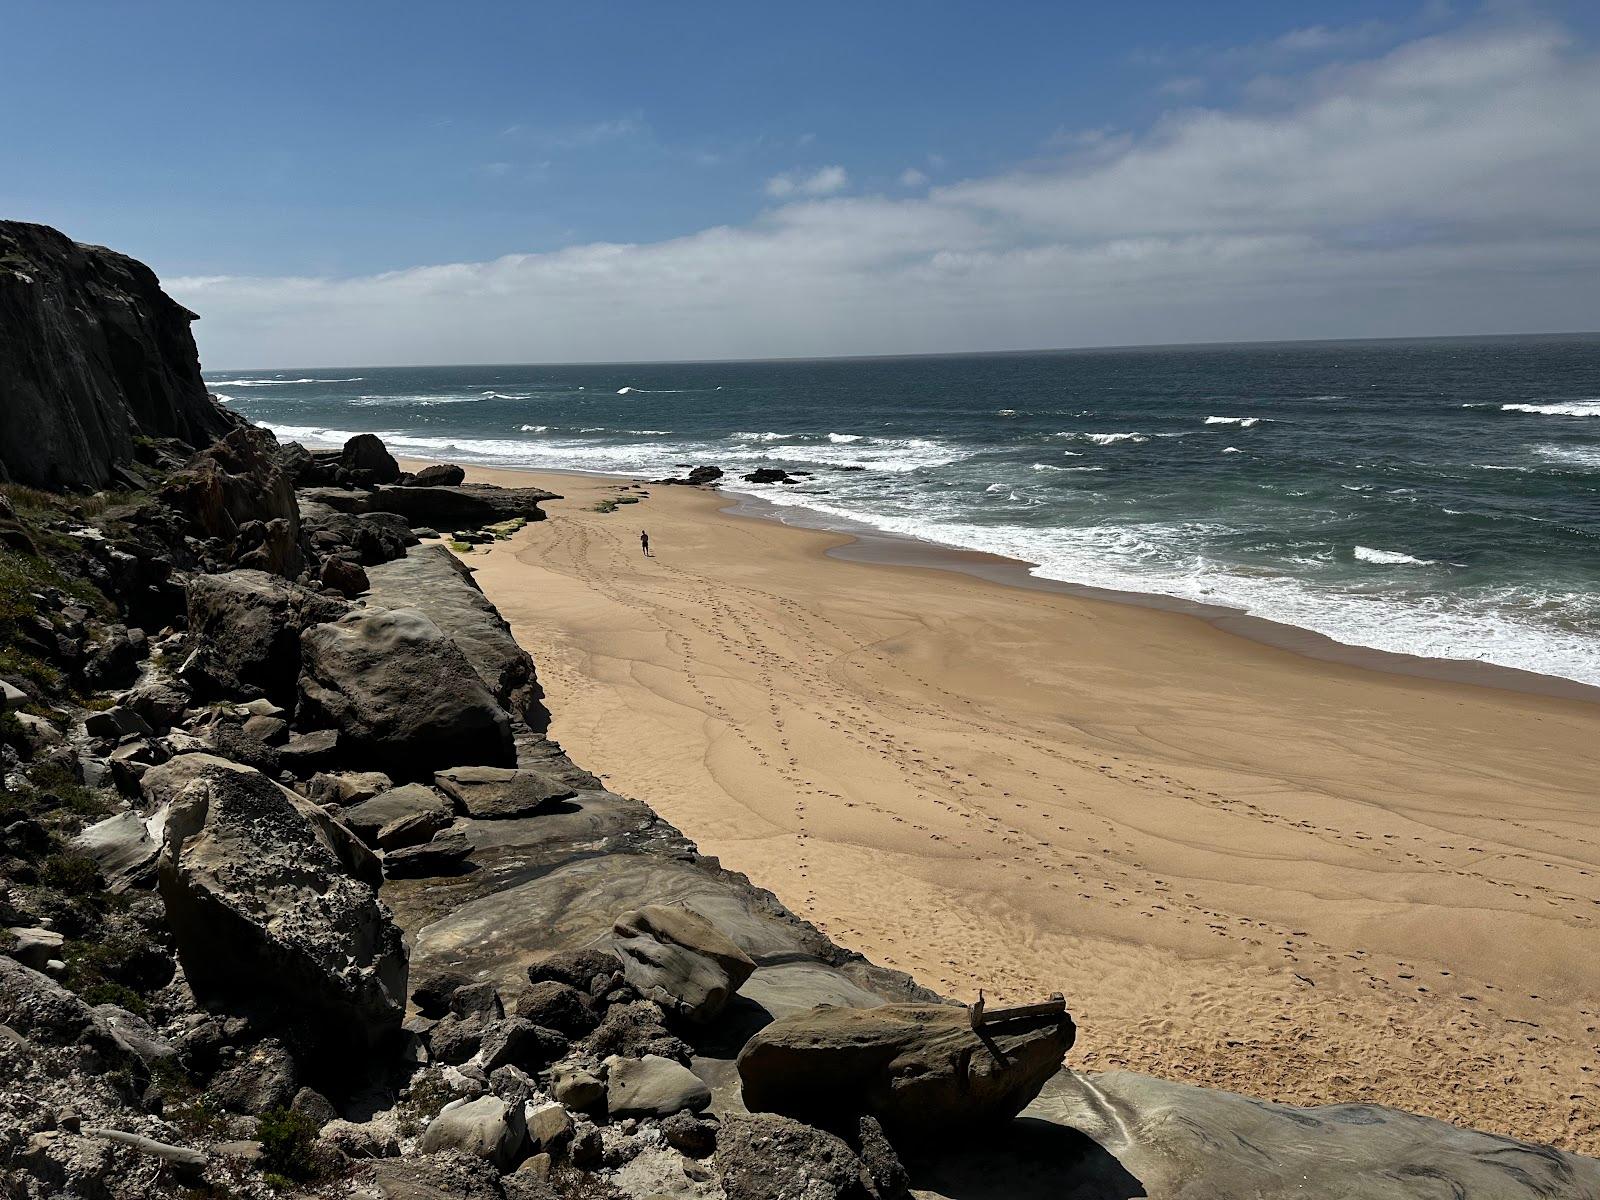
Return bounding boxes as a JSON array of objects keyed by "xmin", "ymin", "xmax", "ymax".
[{"xmin": 4, "ymin": 1, "xmax": 1599, "ymax": 367}]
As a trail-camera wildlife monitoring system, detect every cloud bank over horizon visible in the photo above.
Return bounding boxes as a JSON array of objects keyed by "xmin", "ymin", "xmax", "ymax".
[{"xmin": 174, "ymin": 19, "xmax": 1600, "ymax": 368}]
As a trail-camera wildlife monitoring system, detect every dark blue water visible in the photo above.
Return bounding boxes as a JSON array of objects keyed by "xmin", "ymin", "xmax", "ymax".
[{"xmin": 209, "ymin": 335, "xmax": 1600, "ymax": 685}]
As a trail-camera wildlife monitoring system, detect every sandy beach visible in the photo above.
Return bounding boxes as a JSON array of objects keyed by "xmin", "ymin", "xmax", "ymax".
[{"xmin": 421, "ymin": 462, "xmax": 1600, "ymax": 1153}]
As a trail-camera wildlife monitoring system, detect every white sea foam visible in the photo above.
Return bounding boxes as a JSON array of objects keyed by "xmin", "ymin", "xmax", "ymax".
[
  {"xmin": 205, "ymin": 377, "xmax": 363, "ymax": 386},
  {"xmin": 481, "ymin": 391, "xmax": 535, "ymax": 400},
  {"xmin": 1222, "ymin": 446, "xmax": 1243, "ymax": 454},
  {"xmin": 1535, "ymin": 444, "xmax": 1600, "ymax": 468},
  {"xmin": 995, "ymin": 409, "xmax": 1017, "ymax": 417},
  {"xmin": 1501, "ymin": 399, "xmax": 1600, "ymax": 417},
  {"xmin": 1204, "ymin": 415, "xmax": 1265, "ymax": 427},
  {"xmin": 729, "ymin": 431, "xmax": 794, "ymax": 443},
  {"xmin": 827, "ymin": 433, "xmax": 864, "ymax": 443},
  {"xmin": 519, "ymin": 425, "xmax": 549, "ymax": 433},
  {"xmin": 1057, "ymin": 432, "xmax": 1148, "ymax": 445},
  {"xmin": 351, "ymin": 393, "xmax": 486, "ymax": 407},
  {"xmin": 1354, "ymin": 546, "xmax": 1436, "ymax": 566},
  {"xmin": 616, "ymin": 387, "xmax": 635, "ymax": 394},
  {"xmin": 742, "ymin": 487, "xmax": 1600, "ymax": 685}
]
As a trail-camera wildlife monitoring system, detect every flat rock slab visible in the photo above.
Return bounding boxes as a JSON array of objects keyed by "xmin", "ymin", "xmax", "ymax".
[
  {"xmin": 435, "ymin": 765, "xmax": 575, "ymax": 820},
  {"xmin": 343, "ymin": 784, "xmax": 454, "ymax": 850},
  {"xmin": 71, "ymin": 809, "xmax": 160, "ymax": 892},
  {"xmin": 368, "ymin": 483, "xmax": 557, "ymax": 528},
  {"xmin": 366, "ymin": 544, "xmax": 546, "ymax": 729},
  {"xmin": 383, "ymin": 834, "xmax": 473, "ymax": 879},
  {"xmin": 908, "ymin": 1070, "xmax": 1600, "ymax": 1200}
]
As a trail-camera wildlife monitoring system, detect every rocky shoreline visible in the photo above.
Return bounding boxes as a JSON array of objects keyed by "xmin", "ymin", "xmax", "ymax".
[{"xmin": 3, "ymin": 220, "xmax": 1598, "ymax": 1200}]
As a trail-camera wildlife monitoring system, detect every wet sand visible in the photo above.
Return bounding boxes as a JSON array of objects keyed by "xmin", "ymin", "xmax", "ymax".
[{"xmin": 416, "ymin": 462, "xmax": 1600, "ymax": 1152}]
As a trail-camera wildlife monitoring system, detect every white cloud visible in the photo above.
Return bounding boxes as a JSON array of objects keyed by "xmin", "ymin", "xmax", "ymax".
[
  {"xmin": 174, "ymin": 21, "xmax": 1600, "ymax": 367},
  {"xmin": 764, "ymin": 164, "xmax": 850, "ymax": 198},
  {"xmin": 898, "ymin": 167, "xmax": 929, "ymax": 188}
]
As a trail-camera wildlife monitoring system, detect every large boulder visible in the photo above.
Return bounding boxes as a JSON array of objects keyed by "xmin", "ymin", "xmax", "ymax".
[
  {"xmin": 366, "ymin": 545, "xmax": 548, "ymax": 730},
  {"xmin": 611, "ymin": 904, "xmax": 755, "ymax": 1025},
  {"xmin": 297, "ymin": 607, "xmax": 514, "ymax": 777},
  {"xmin": 412, "ymin": 462, "xmax": 466, "ymax": 487},
  {"xmin": 604, "ymin": 1053, "xmax": 711, "ymax": 1118},
  {"xmin": 185, "ymin": 569, "xmax": 347, "ymax": 702},
  {"xmin": 0, "ymin": 220, "xmax": 236, "ymax": 490},
  {"xmin": 418, "ymin": 1096, "xmax": 527, "ymax": 1171},
  {"xmin": 147, "ymin": 753, "xmax": 406, "ymax": 1053},
  {"xmin": 736, "ymin": 1002, "xmax": 1074, "ymax": 1141},
  {"xmin": 342, "ymin": 433, "xmax": 401, "ymax": 484}
]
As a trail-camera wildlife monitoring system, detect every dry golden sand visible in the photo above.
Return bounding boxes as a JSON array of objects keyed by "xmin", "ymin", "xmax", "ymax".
[{"xmin": 420, "ymin": 462, "xmax": 1600, "ymax": 1152}]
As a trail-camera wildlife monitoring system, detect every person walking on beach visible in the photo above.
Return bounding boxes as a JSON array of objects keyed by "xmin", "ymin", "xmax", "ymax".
[{"xmin": 640, "ymin": 530, "xmax": 650, "ymax": 557}]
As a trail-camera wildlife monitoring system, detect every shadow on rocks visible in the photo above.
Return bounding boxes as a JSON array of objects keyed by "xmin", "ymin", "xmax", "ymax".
[{"xmin": 905, "ymin": 1117, "xmax": 1146, "ymax": 1200}]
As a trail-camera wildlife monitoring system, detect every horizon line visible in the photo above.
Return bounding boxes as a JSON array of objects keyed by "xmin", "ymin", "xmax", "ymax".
[{"xmin": 200, "ymin": 328, "xmax": 1600, "ymax": 376}]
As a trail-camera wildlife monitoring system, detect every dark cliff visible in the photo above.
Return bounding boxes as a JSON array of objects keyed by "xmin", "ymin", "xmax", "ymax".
[{"xmin": 0, "ymin": 220, "xmax": 235, "ymax": 490}]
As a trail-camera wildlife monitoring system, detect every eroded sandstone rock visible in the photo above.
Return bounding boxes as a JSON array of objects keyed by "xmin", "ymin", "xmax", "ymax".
[
  {"xmin": 148, "ymin": 753, "xmax": 406, "ymax": 1053},
  {"xmin": 736, "ymin": 1002, "xmax": 1074, "ymax": 1140},
  {"xmin": 612, "ymin": 904, "xmax": 755, "ymax": 1025},
  {"xmin": 298, "ymin": 608, "xmax": 514, "ymax": 776},
  {"xmin": 185, "ymin": 569, "xmax": 346, "ymax": 702}
]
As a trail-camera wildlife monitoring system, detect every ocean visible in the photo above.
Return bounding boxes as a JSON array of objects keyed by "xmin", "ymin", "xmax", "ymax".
[{"xmin": 208, "ymin": 334, "xmax": 1600, "ymax": 687}]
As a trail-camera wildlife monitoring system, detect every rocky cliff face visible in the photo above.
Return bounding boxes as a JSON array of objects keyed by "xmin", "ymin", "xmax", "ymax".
[{"xmin": 0, "ymin": 221, "xmax": 234, "ymax": 490}]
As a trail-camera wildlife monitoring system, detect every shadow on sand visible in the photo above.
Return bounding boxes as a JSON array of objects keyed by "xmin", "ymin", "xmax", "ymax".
[{"xmin": 908, "ymin": 1116, "xmax": 1146, "ymax": 1200}]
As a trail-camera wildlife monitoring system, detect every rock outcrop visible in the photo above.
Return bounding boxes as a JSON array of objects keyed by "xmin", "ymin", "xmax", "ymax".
[
  {"xmin": 184, "ymin": 568, "xmax": 347, "ymax": 702},
  {"xmin": 0, "ymin": 220, "xmax": 236, "ymax": 489},
  {"xmin": 160, "ymin": 424, "xmax": 303, "ymax": 576},
  {"xmin": 612, "ymin": 903, "xmax": 756, "ymax": 1024},
  {"xmin": 368, "ymin": 482, "xmax": 558, "ymax": 528},
  {"xmin": 148, "ymin": 753, "xmax": 406, "ymax": 1054},
  {"xmin": 737, "ymin": 1001, "xmax": 1075, "ymax": 1140},
  {"xmin": 297, "ymin": 607, "xmax": 515, "ymax": 776},
  {"xmin": 366, "ymin": 545, "xmax": 549, "ymax": 730}
]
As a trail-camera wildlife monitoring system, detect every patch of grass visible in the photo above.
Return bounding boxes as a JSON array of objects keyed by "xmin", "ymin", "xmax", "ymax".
[
  {"xmin": 257, "ymin": 1107, "xmax": 321, "ymax": 1181},
  {"xmin": 41, "ymin": 852, "xmax": 103, "ymax": 893},
  {"xmin": 80, "ymin": 980, "xmax": 148, "ymax": 1016},
  {"xmin": 615, "ymin": 495, "xmax": 640, "ymax": 505},
  {"xmin": 446, "ymin": 540, "xmax": 473, "ymax": 553},
  {"xmin": 14, "ymin": 761, "xmax": 118, "ymax": 825},
  {"xmin": 395, "ymin": 1070, "xmax": 455, "ymax": 1138},
  {"xmin": 0, "ymin": 482, "xmax": 61, "ymax": 515},
  {"xmin": 588, "ymin": 498, "xmax": 619, "ymax": 514},
  {"xmin": 166, "ymin": 1090, "xmax": 228, "ymax": 1139}
]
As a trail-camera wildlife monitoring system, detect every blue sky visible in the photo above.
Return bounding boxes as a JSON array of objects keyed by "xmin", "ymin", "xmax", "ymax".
[{"xmin": 5, "ymin": 2, "xmax": 1599, "ymax": 365}]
